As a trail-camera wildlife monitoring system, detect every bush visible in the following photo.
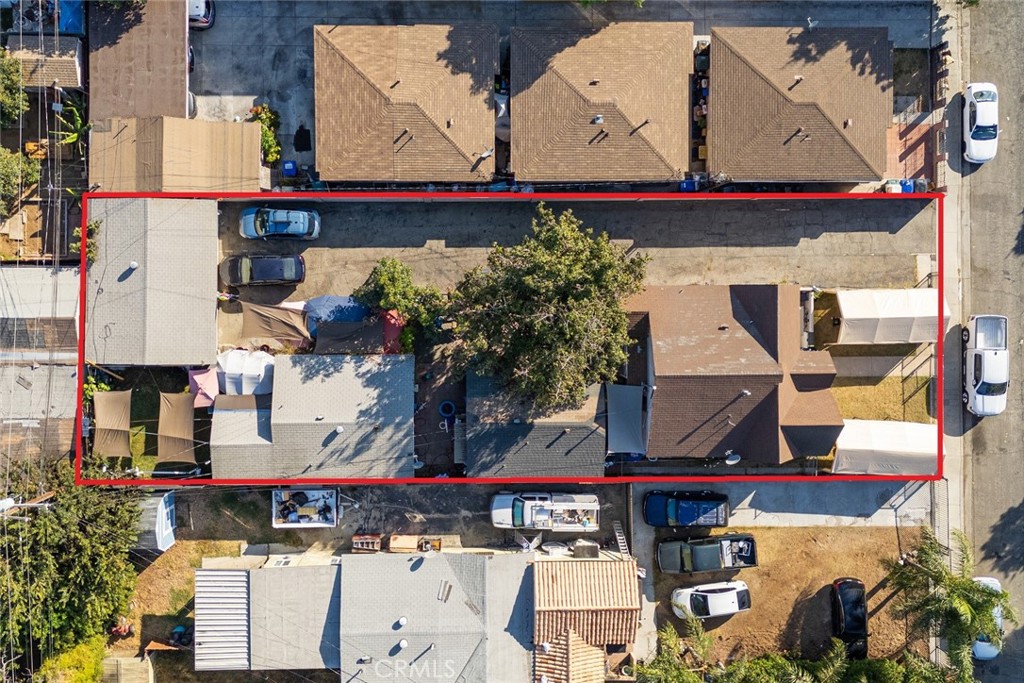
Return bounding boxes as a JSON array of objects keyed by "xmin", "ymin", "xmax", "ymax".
[
  {"xmin": 70, "ymin": 219, "xmax": 101, "ymax": 264},
  {"xmin": 0, "ymin": 50, "xmax": 30, "ymax": 128},
  {"xmin": 35, "ymin": 635, "xmax": 105, "ymax": 683},
  {"xmin": 354, "ymin": 257, "xmax": 447, "ymax": 332},
  {"xmin": 248, "ymin": 104, "xmax": 282, "ymax": 164},
  {"xmin": 842, "ymin": 658, "xmax": 905, "ymax": 683},
  {"xmin": 0, "ymin": 148, "xmax": 40, "ymax": 218},
  {"xmin": 82, "ymin": 374, "xmax": 111, "ymax": 412}
]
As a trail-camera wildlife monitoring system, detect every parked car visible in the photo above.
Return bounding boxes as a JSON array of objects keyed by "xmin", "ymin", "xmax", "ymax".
[
  {"xmin": 489, "ymin": 492, "xmax": 599, "ymax": 532},
  {"xmin": 963, "ymin": 83, "xmax": 999, "ymax": 163},
  {"xmin": 239, "ymin": 207, "xmax": 321, "ymax": 241},
  {"xmin": 671, "ymin": 580, "xmax": 751, "ymax": 620},
  {"xmin": 658, "ymin": 533, "xmax": 757, "ymax": 575},
  {"xmin": 188, "ymin": 43, "xmax": 195, "ymax": 74},
  {"xmin": 972, "ymin": 577, "xmax": 1004, "ymax": 661},
  {"xmin": 189, "ymin": 0, "xmax": 215, "ymax": 30},
  {"xmin": 831, "ymin": 578, "xmax": 868, "ymax": 659},
  {"xmin": 642, "ymin": 490, "xmax": 729, "ymax": 528},
  {"xmin": 220, "ymin": 254, "xmax": 304, "ymax": 287},
  {"xmin": 962, "ymin": 314, "xmax": 1009, "ymax": 416}
]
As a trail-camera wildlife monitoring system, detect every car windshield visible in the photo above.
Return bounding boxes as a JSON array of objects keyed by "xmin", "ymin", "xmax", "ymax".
[
  {"xmin": 240, "ymin": 258, "xmax": 252, "ymax": 283},
  {"xmin": 972, "ymin": 124, "xmax": 998, "ymax": 141},
  {"xmin": 281, "ymin": 258, "xmax": 298, "ymax": 280},
  {"xmin": 689, "ymin": 594, "xmax": 710, "ymax": 617},
  {"xmin": 977, "ymin": 381, "xmax": 1008, "ymax": 396},
  {"xmin": 974, "ymin": 90, "xmax": 997, "ymax": 102},
  {"xmin": 253, "ymin": 211, "xmax": 269, "ymax": 236},
  {"xmin": 511, "ymin": 498, "xmax": 525, "ymax": 527}
]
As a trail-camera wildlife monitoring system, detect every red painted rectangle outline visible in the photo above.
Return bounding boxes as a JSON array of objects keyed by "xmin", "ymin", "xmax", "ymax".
[{"xmin": 75, "ymin": 191, "xmax": 945, "ymax": 486}]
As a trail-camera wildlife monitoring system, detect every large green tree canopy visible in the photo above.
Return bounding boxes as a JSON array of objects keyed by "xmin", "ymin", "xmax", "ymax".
[
  {"xmin": 451, "ymin": 203, "xmax": 648, "ymax": 411},
  {"xmin": 0, "ymin": 460, "xmax": 140, "ymax": 677}
]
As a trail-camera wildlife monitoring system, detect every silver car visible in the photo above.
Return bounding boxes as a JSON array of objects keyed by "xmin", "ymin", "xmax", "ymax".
[{"xmin": 239, "ymin": 207, "xmax": 321, "ymax": 241}]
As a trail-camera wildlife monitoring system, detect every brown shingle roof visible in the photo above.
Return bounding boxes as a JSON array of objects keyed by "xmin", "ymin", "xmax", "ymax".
[
  {"xmin": 89, "ymin": 117, "xmax": 262, "ymax": 192},
  {"xmin": 534, "ymin": 559, "xmax": 639, "ymax": 647},
  {"xmin": 314, "ymin": 24, "xmax": 498, "ymax": 182},
  {"xmin": 708, "ymin": 27, "xmax": 892, "ymax": 182},
  {"xmin": 533, "ymin": 630, "xmax": 605, "ymax": 683},
  {"xmin": 511, "ymin": 23, "xmax": 691, "ymax": 182},
  {"xmin": 8, "ymin": 36, "xmax": 82, "ymax": 89},
  {"xmin": 627, "ymin": 285, "xmax": 841, "ymax": 463},
  {"xmin": 88, "ymin": 0, "xmax": 189, "ymax": 121}
]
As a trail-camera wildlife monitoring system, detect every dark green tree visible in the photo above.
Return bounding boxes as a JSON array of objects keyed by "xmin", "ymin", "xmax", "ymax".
[
  {"xmin": 0, "ymin": 147, "xmax": 39, "ymax": 219},
  {"xmin": 0, "ymin": 50, "xmax": 30, "ymax": 128},
  {"xmin": 636, "ymin": 624, "xmax": 703, "ymax": 683},
  {"xmin": 0, "ymin": 460, "xmax": 140, "ymax": 678},
  {"xmin": 451, "ymin": 203, "xmax": 648, "ymax": 411},
  {"xmin": 354, "ymin": 257, "xmax": 447, "ymax": 332},
  {"xmin": 883, "ymin": 528, "xmax": 1017, "ymax": 683}
]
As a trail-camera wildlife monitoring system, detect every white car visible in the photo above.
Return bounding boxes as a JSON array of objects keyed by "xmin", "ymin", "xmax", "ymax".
[
  {"xmin": 671, "ymin": 580, "xmax": 751, "ymax": 620},
  {"xmin": 972, "ymin": 577, "xmax": 1004, "ymax": 661},
  {"xmin": 963, "ymin": 83, "xmax": 999, "ymax": 163},
  {"xmin": 962, "ymin": 315, "xmax": 1009, "ymax": 417}
]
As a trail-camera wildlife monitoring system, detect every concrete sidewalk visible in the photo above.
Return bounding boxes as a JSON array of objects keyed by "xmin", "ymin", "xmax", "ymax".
[{"xmin": 832, "ymin": 353, "xmax": 936, "ymax": 378}]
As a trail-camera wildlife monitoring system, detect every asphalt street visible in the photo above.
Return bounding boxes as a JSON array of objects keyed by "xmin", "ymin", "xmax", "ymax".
[{"xmin": 965, "ymin": 1, "xmax": 1024, "ymax": 680}]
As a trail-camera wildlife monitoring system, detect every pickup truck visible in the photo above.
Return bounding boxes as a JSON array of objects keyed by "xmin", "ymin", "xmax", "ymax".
[
  {"xmin": 962, "ymin": 314, "xmax": 1009, "ymax": 417},
  {"xmin": 642, "ymin": 490, "xmax": 729, "ymax": 528},
  {"xmin": 657, "ymin": 533, "xmax": 758, "ymax": 574},
  {"xmin": 489, "ymin": 492, "xmax": 600, "ymax": 532}
]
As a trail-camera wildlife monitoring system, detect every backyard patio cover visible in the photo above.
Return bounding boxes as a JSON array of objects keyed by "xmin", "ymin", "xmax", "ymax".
[
  {"xmin": 836, "ymin": 289, "xmax": 950, "ymax": 344},
  {"xmin": 93, "ymin": 390, "xmax": 132, "ymax": 458},
  {"xmin": 240, "ymin": 302, "xmax": 312, "ymax": 342},
  {"xmin": 605, "ymin": 383, "xmax": 646, "ymax": 455},
  {"xmin": 157, "ymin": 392, "xmax": 195, "ymax": 465},
  {"xmin": 831, "ymin": 419, "xmax": 938, "ymax": 475},
  {"xmin": 217, "ymin": 349, "xmax": 275, "ymax": 395}
]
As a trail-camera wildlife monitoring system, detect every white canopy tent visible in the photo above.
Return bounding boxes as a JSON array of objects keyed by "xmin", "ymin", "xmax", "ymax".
[
  {"xmin": 831, "ymin": 419, "xmax": 939, "ymax": 476},
  {"xmin": 836, "ymin": 288, "xmax": 950, "ymax": 344},
  {"xmin": 216, "ymin": 349, "xmax": 275, "ymax": 395}
]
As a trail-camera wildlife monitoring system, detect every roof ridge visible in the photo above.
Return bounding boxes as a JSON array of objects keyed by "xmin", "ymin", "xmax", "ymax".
[{"xmin": 407, "ymin": 101, "xmax": 477, "ymax": 167}]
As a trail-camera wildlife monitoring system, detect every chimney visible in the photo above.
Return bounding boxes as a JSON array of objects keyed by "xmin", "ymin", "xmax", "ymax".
[
  {"xmin": 794, "ymin": 75, "xmax": 804, "ymax": 83},
  {"xmin": 844, "ymin": 118, "xmax": 853, "ymax": 128}
]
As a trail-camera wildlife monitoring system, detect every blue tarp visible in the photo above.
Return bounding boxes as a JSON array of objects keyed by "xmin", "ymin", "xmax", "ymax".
[
  {"xmin": 305, "ymin": 296, "xmax": 369, "ymax": 335},
  {"xmin": 59, "ymin": 0, "xmax": 84, "ymax": 35}
]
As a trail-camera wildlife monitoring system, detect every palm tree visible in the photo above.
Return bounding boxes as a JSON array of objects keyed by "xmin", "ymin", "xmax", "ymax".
[
  {"xmin": 50, "ymin": 95, "xmax": 91, "ymax": 157},
  {"xmin": 636, "ymin": 617, "xmax": 709, "ymax": 683},
  {"xmin": 883, "ymin": 528, "xmax": 1018, "ymax": 683},
  {"xmin": 780, "ymin": 638, "xmax": 849, "ymax": 683}
]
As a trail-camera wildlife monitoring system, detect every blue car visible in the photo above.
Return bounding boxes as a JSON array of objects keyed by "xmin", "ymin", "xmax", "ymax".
[
  {"xmin": 642, "ymin": 490, "xmax": 730, "ymax": 528},
  {"xmin": 239, "ymin": 207, "xmax": 321, "ymax": 240}
]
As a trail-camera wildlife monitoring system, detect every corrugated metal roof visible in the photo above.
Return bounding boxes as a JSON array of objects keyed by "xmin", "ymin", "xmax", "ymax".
[
  {"xmin": 511, "ymin": 23, "xmax": 691, "ymax": 182},
  {"xmin": 534, "ymin": 560, "xmax": 639, "ymax": 646},
  {"xmin": 194, "ymin": 569, "xmax": 250, "ymax": 671},
  {"xmin": 314, "ymin": 24, "xmax": 498, "ymax": 182},
  {"xmin": 89, "ymin": 117, "xmax": 262, "ymax": 193},
  {"xmin": 86, "ymin": 198, "xmax": 218, "ymax": 366},
  {"xmin": 8, "ymin": 35, "xmax": 82, "ymax": 89}
]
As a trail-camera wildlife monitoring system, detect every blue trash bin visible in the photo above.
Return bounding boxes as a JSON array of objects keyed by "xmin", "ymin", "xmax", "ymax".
[
  {"xmin": 282, "ymin": 160, "xmax": 298, "ymax": 178},
  {"xmin": 899, "ymin": 179, "xmax": 915, "ymax": 194},
  {"xmin": 679, "ymin": 179, "xmax": 699, "ymax": 192}
]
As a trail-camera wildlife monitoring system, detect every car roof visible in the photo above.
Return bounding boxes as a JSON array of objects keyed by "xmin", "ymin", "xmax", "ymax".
[
  {"xmin": 974, "ymin": 576, "xmax": 1001, "ymax": 591},
  {"xmin": 980, "ymin": 351, "xmax": 1010, "ymax": 383}
]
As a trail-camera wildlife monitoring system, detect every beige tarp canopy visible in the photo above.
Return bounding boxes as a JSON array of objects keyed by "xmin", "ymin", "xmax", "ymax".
[
  {"xmin": 157, "ymin": 392, "xmax": 196, "ymax": 465},
  {"xmin": 831, "ymin": 419, "xmax": 939, "ymax": 476},
  {"xmin": 836, "ymin": 288, "xmax": 951, "ymax": 344},
  {"xmin": 314, "ymin": 319, "xmax": 385, "ymax": 354},
  {"xmin": 93, "ymin": 390, "xmax": 132, "ymax": 458},
  {"xmin": 240, "ymin": 302, "xmax": 312, "ymax": 342}
]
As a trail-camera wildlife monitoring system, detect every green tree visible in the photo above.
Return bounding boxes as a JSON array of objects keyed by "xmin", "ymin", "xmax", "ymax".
[
  {"xmin": 69, "ymin": 219, "xmax": 101, "ymax": 264},
  {"xmin": 50, "ymin": 95, "xmax": 91, "ymax": 157},
  {"xmin": 0, "ymin": 460, "xmax": 140, "ymax": 678},
  {"xmin": 451, "ymin": 203, "xmax": 648, "ymax": 411},
  {"xmin": 353, "ymin": 257, "xmax": 447, "ymax": 332},
  {"xmin": 0, "ymin": 50, "xmax": 30, "ymax": 128},
  {"xmin": 780, "ymin": 638, "xmax": 848, "ymax": 683},
  {"xmin": 636, "ymin": 624, "xmax": 703, "ymax": 683},
  {"xmin": 0, "ymin": 147, "xmax": 40, "ymax": 219},
  {"xmin": 883, "ymin": 528, "xmax": 1017, "ymax": 683}
]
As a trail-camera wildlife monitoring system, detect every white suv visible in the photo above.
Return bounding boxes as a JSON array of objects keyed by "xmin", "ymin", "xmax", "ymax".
[{"xmin": 962, "ymin": 315, "xmax": 1009, "ymax": 417}]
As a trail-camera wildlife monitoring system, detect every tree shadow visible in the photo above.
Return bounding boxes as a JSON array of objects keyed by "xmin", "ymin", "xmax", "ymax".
[
  {"xmin": 979, "ymin": 499, "xmax": 1024, "ymax": 578},
  {"xmin": 786, "ymin": 28, "xmax": 893, "ymax": 89},
  {"xmin": 779, "ymin": 584, "xmax": 832, "ymax": 659},
  {"xmin": 1011, "ymin": 208, "xmax": 1024, "ymax": 257},
  {"xmin": 87, "ymin": 0, "xmax": 146, "ymax": 51}
]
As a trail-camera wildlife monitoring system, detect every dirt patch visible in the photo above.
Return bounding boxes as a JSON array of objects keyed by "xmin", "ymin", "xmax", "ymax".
[
  {"xmin": 893, "ymin": 49, "xmax": 932, "ymax": 111},
  {"xmin": 150, "ymin": 651, "xmax": 340, "ymax": 682},
  {"xmin": 832, "ymin": 376, "xmax": 934, "ymax": 423},
  {"xmin": 654, "ymin": 526, "xmax": 925, "ymax": 663}
]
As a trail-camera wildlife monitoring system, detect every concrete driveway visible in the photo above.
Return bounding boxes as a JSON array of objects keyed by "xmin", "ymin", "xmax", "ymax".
[
  {"xmin": 215, "ymin": 197, "xmax": 937, "ymax": 344},
  {"xmin": 190, "ymin": 0, "xmax": 939, "ymax": 173}
]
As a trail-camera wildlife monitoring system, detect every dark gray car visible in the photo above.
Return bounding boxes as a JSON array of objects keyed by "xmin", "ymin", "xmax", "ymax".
[{"xmin": 220, "ymin": 254, "xmax": 305, "ymax": 286}]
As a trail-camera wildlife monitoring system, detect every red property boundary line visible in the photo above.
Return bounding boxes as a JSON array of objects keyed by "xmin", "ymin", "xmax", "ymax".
[{"xmin": 75, "ymin": 191, "xmax": 945, "ymax": 486}]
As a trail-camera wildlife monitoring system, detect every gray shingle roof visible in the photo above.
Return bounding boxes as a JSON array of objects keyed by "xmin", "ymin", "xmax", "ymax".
[
  {"xmin": 708, "ymin": 27, "xmax": 892, "ymax": 182},
  {"xmin": 86, "ymin": 198, "xmax": 219, "ymax": 366},
  {"xmin": 0, "ymin": 365, "xmax": 78, "ymax": 467},
  {"xmin": 465, "ymin": 373, "xmax": 608, "ymax": 478},
  {"xmin": 250, "ymin": 566, "xmax": 341, "ymax": 670},
  {"xmin": 210, "ymin": 355, "xmax": 416, "ymax": 479},
  {"xmin": 511, "ymin": 23, "xmax": 691, "ymax": 182}
]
